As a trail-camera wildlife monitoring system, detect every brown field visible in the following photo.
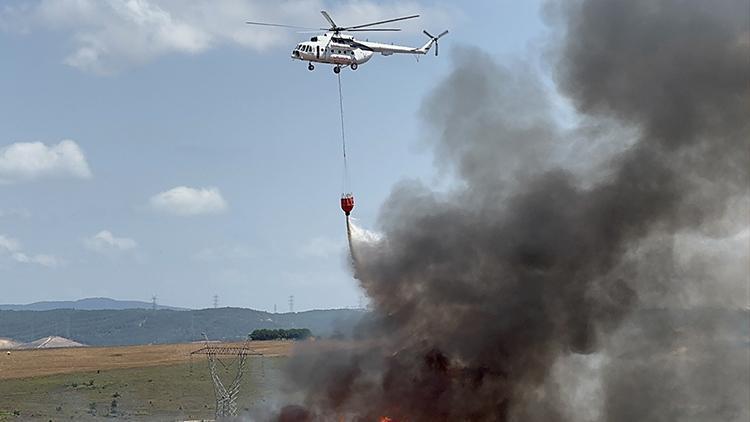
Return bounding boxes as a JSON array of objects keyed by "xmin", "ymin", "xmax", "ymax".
[{"xmin": 0, "ymin": 340, "xmax": 292, "ymax": 380}]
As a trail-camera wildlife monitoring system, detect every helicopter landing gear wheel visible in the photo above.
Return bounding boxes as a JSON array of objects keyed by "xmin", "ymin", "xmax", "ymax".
[
  {"xmin": 308, "ymin": 63, "xmax": 314, "ymax": 71},
  {"xmin": 350, "ymin": 63, "xmax": 358, "ymax": 71},
  {"xmin": 333, "ymin": 66, "xmax": 341, "ymax": 74}
]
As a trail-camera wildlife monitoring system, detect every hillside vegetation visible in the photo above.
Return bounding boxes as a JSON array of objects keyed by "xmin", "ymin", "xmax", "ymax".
[{"xmin": 0, "ymin": 308, "xmax": 364, "ymax": 346}]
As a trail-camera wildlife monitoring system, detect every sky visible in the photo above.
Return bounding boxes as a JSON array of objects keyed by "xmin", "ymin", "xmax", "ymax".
[{"xmin": 0, "ymin": 0, "xmax": 548, "ymax": 310}]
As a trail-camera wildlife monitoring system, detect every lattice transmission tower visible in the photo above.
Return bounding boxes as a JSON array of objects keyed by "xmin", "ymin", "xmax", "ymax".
[{"xmin": 191, "ymin": 334, "xmax": 263, "ymax": 419}]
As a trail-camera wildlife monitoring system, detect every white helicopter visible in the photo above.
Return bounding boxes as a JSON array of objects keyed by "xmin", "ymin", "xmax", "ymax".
[{"xmin": 246, "ymin": 11, "xmax": 448, "ymax": 73}]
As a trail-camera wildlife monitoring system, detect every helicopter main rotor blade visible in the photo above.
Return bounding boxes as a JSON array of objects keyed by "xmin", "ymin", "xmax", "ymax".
[
  {"xmin": 343, "ymin": 14, "xmax": 419, "ymax": 30},
  {"xmin": 320, "ymin": 11, "xmax": 337, "ymax": 28},
  {"xmin": 245, "ymin": 21, "xmax": 319, "ymax": 30},
  {"xmin": 347, "ymin": 28, "xmax": 401, "ymax": 32},
  {"xmin": 437, "ymin": 30, "xmax": 449, "ymax": 38}
]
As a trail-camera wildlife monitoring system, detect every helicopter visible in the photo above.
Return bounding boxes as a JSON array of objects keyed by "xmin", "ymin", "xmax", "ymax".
[{"xmin": 246, "ymin": 11, "xmax": 448, "ymax": 73}]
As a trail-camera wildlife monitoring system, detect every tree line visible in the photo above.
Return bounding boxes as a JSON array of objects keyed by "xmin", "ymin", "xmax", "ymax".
[{"xmin": 249, "ymin": 328, "xmax": 312, "ymax": 341}]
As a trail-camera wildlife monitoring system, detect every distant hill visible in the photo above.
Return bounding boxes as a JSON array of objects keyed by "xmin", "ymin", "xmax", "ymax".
[
  {"xmin": 0, "ymin": 337, "xmax": 19, "ymax": 350},
  {"xmin": 16, "ymin": 336, "xmax": 85, "ymax": 349},
  {"xmin": 0, "ymin": 307, "xmax": 366, "ymax": 347},
  {"xmin": 0, "ymin": 297, "xmax": 185, "ymax": 311}
]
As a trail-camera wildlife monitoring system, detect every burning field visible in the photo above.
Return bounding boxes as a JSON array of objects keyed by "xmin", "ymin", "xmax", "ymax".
[{"xmin": 269, "ymin": 1, "xmax": 750, "ymax": 421}]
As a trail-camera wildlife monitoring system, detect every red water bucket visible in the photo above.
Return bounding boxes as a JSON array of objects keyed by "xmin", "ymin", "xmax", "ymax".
[{"xmin": 340, "ymin": 194, "xmax": 355, "ymax": 215}]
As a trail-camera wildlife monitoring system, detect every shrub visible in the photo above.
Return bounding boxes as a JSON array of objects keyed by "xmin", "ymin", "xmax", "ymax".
[{"xmin": 250, "ymin": 328, "xmax": 311, "ymax": 341}]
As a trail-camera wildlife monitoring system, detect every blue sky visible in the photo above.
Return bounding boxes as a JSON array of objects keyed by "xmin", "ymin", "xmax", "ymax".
[{"xmin": 0, "ymin": 0, "xmax": 547, "ymax": 310}]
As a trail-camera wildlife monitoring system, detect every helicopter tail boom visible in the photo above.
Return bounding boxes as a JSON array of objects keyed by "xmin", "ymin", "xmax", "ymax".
[
  {"xmin": 416, "ymin": 38, "xmax": 436, "ymax": 55},
  {"xmin": 418, "ymin": 30, "xmax": 449, "ymax": 56},
  {"xmin": 357, "ymin": 29, "xmax": 448, "ymax": 57}
]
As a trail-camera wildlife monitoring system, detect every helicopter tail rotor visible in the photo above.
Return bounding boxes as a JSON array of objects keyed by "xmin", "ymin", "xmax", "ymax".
[{"xmin": 423, "ymin": 29, "xmax": 448, "ymax": 56}]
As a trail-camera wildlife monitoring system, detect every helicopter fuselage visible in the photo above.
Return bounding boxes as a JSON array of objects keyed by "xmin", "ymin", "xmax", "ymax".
[
  {"xmin": 290, "ymin": 32, "xmax": 435, "ymax": 70},
  {"xmin": 292, "ymin": 37, "xmax": 374, "ymax": 66},
  {"xmin": 247, "ymin": 11, "xmax": 446, "ymax": 72}
]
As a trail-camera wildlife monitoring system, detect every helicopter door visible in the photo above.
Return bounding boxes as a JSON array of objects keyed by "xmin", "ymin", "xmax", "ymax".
[{"xmin": 316, "ymin": 45, "xmax": 320, "ymax": 59}]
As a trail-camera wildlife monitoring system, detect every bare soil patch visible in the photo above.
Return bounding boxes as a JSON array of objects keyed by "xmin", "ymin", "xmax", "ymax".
[{"xmin": 0, "ymin": 340, "xmax": 292, "ymax": 380}]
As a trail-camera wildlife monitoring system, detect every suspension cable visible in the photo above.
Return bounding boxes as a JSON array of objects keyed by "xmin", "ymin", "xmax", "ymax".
[
  {"xmin": 337, "ymin": 72, "xmax": 357, "ymax": 263},
  {"xmin": 337, "ymin": 72, "xmax": 350, "ymax": 191}
]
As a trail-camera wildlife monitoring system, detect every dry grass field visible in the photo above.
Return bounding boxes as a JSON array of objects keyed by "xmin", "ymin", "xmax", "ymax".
[
  {"xmin": 0, "ymin": 341, "xmax": 294, "ymax": 420},
  {"xmin": 0, "ymin": 340, "xmax": 292, "ymax": 380}
]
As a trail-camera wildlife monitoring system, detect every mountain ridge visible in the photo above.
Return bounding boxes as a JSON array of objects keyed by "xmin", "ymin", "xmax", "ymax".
[
  {"xmin": 0, "ymin": 297, "xmax": 186, "ymax": 311},
  {"xmin": 0, "ymin": 307, "xmax": 366, "ymax": 347}
]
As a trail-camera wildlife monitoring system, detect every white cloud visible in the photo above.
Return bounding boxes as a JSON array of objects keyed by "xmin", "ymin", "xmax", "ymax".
[
  {"xmin": 0, "ymin": 140, "xmax": 92, "ymax": 183},
  {"xmin": 0, "ymin": 234, "xmax": 61, "ymax": 267},
  {"xmin": 0, "ymin": 235, "xmax": 21, "ymax": 253},
  {"xmin": 11, "ymin": 252, "xmax": 61, "ymax": 267},
  {"xmin": 84, "ymin": 230, "xmax": 137, "ymax": 254},
  {"xmin": 150, "ymin": 186, "xmax": 227, "ymax": 216},
  {"xmin": 1, "ymin": 0, "xmax": 454, "ymax": 73}
]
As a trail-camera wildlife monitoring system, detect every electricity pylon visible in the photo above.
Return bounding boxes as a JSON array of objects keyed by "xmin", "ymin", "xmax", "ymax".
[{"xmin": 191, "ymin": 334, "xmax": 262, "ymax": 419}]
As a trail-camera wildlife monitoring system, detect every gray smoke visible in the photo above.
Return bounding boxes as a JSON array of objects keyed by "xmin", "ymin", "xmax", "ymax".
[{"xmin": 277, "ymin": 1, "xmax": 750, "ymax": 420}]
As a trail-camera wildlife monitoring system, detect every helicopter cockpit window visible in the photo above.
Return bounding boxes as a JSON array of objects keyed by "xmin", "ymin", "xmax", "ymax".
[{"xmin": 310, "ymin": 37, "xmax": 318, "ymax": 42}]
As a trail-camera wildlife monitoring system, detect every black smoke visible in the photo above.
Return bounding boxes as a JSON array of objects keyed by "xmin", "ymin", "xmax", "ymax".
[{"xmin": 276, "ymin": 1, "xmax": 749, "ymax": 420}]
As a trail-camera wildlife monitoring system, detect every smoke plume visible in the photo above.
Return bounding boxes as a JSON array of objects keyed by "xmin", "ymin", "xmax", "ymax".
[{"xmin": 278, "ymin": 1, "xmax": 749, "ymax": 420}]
